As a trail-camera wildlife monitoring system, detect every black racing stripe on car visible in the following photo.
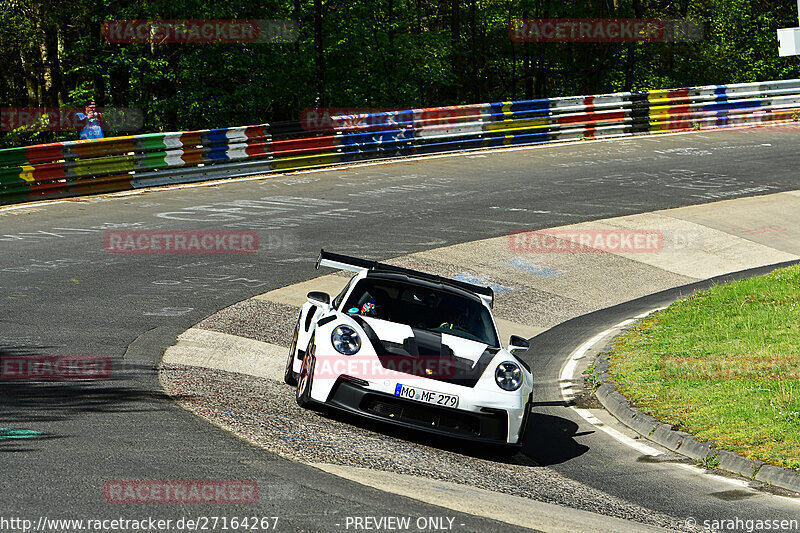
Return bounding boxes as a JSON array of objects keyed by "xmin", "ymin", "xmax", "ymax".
[
  {"xmin": 352, "ymin": 315, "xmax": 498, "ymax": 387},
  {"xmin": 351, "ymin": 315, "xmax": 389, "ymax": 354},
  {"xmin": 442, "ymin": 347, "xmax": 498, "ymax": 388},
  {"xmin": 407, "ymin": 327, "xmax": 455, "ymax": 357},
  {"xmin": 304, "ymin": 306, "xmax": 317, "ymax": 331},
  {"xmin": 317, "ymin": 315, "xmax": 336, "ymax": 327}
]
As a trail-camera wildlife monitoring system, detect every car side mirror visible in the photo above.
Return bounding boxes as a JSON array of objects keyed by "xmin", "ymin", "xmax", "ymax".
[
  {"xmin": 307, "ymin": 291, "xmax": 331, "ymax": 309},
  {"xmin": 509, "ymin": 335, "xmax": 530, "ymax": 353}
]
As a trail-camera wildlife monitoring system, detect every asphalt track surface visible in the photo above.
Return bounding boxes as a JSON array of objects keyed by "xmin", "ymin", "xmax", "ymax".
[{"xmin": 1, "ymin": 127, "xmax": 799, "ymax": 531}]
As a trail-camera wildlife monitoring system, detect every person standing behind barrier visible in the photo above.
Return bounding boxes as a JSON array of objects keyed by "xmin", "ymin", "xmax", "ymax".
[{"xmin": 75, "ymin": 101, "xmax": 104, "ymax": 140}]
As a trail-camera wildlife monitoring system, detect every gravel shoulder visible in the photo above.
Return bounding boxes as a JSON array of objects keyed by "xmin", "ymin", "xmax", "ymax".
[{"xmin": 160, "ymin": 362, "xmax": 690, "ymax": 531}]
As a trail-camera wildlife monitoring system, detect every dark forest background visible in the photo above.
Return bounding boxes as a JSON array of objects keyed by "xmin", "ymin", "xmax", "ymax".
[{"xmin": 2, "ymin": 0, "xmax": 800, "ymax": 146}]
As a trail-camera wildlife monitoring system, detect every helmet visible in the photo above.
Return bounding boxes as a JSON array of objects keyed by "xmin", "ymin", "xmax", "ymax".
[{"xmin": 360, "ymin": 301, "xmax": 377, "ymax": 316}]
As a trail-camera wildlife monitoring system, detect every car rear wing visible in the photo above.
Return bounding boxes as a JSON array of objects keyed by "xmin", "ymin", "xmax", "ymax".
[{"xmin": 316, "ymin": 249, "xmax": 495, "ymax": 308}]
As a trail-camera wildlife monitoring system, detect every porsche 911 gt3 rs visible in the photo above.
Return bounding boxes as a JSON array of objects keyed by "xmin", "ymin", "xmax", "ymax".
[{"xmin": 284, "ymin": 250, "xmax": 533, "ymax": 451}]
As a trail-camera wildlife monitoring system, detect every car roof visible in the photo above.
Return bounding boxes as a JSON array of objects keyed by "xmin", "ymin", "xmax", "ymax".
[
  {"xmin": 364, "ymin": 270, "xmax": 486, "ymax": 306},
  {"xmin": 318, "ymin": 250, "xmax": 494, "ymax": 308}
]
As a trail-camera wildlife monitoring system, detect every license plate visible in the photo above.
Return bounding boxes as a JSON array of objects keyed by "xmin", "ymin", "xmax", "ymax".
[{"xmin": 394, "ymin": 384, "xmax": 459, "ymax": 408}]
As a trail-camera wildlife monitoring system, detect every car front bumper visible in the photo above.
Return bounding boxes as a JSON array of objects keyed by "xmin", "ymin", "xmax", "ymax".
[{"xmin": 324, "ymin": 378, "xmax": 527, "ymax": 445}]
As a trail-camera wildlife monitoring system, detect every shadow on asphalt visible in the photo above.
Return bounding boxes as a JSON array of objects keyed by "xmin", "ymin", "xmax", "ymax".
[
  {"xmin": 0, "ymin": 346, "xmax": 177, "ymax": 446},
  {"xmin": 522, "ymin": 412, "xmax": 590, "ymax": 466},
  {"xmin": 313, "ymin": 402, "xmax": 589, "ymax": 466}
]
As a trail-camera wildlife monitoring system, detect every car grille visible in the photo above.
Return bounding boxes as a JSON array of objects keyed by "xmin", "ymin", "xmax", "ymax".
[{"xmin": 361, "ymin": 395, "xmax": 507, "ymax": 440}]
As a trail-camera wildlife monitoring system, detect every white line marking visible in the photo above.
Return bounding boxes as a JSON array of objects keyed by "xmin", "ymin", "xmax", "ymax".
[
  {"xmin": 573, "ymin": 407, "xmax": 663, "ymax": 457},
  {"xmin": 670, "ymin": 462, "xmax": 800, "ymax": 495},
  {"xmin": 0, "ymin": 200, "xmax": 70, "ymax": 212},
  {"xmin": 560, "ymin": 308, "xmax": 666, "ymax": 456},
  {"xmin": 560, "ymin": 330, "xmax": 609, "ymax": 399},
  {"xmin": 673, "ymin": 463, "xmax": 753, "ymax": 488},
  {"xmin": 634, "ymin": 306, "xmax": 667, "ymax": 319},
  {"xmin": 774, "ymin": 494, "xmax": 800, "ymax": 505}
]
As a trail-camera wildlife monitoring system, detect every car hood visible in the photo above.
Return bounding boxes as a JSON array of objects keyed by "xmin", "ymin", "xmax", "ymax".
[{"xmin": 356, "ymin": 316, "xmax": 492, "ymax": 365}]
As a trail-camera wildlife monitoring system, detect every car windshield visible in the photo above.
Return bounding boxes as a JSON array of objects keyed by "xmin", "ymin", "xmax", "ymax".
[{"xmin": 342, "ymin": 278, "xmax": 499, "ymax": 347}]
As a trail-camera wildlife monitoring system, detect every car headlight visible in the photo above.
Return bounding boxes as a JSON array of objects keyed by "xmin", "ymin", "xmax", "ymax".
[
  {"xmin": 332, "ymin": 325, "xmax": 361, "ymax": 355},
  {"xmin": 495, "ymin": 361, "xmax": 523, "ymax": 391}
]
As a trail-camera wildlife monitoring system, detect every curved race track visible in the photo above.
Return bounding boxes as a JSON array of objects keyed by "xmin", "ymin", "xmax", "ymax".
[{"xmin": 2, "ymin": 126, "xmax": 800, "ymax": 531}]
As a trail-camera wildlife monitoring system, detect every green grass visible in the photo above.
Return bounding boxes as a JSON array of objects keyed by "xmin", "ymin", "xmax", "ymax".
[{"xmin": 607, "ymin": 264, "xmax": 800, "ymax": 470}]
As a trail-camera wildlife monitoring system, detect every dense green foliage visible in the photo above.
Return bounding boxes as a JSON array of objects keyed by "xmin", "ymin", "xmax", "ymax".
[{"xmin": 2, "ymin": 0, "xmax": 800, "ymax": 146}]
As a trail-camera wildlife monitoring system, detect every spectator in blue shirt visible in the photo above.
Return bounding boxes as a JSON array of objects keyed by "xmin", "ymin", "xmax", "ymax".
[{"xmin": 75, "ymin": 102, "xmax": 104, "ymax": 140}]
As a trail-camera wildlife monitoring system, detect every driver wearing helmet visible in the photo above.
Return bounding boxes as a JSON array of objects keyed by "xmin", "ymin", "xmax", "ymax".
[
  {"xmin": 349, "ymin": 287, "xmax": 390, "ymax": 319},
  {"xmin": 439, "ymin": 300, "xmax": 468, "ymax": 331},
  {"xmin": 360, "ymin": 301, "xmax": 376, "ymax": 316},
  {"xmin": 347, "ymin": 296, "xmax": 378, "ymax": 317}
]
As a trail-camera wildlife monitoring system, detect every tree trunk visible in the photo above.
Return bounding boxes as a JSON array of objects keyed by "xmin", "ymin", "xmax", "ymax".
[
  {"xmin": 292, "ymin": 0, "xmax": 301, "ymax": 115},
  {"xmin": 39, "ymin": 28, "xmax": 55, "ymax": 107},
  {"xmin": 624, "ymin": 0, "xmax": 643, "ymax": 91},
  {"xmin": 416, "ymin": 0, "xmax": 422, "ymax": 105},
  {"xmin": 110, "ymin": 64, "xmax": 130, "ymax": 108},
  {"xmin": 470, "ymin": 0, "xmax": 478, "ymax": 101},
  {"xmin": 388, "ymin": 0, "xmax": 394, "ymax": 94},
  {"xmin": 523, "ymin": 3, "xmax": 532, "ymax": 100},
  {"xmin": 93, "ymin": 70, "xmax": 105, "ymax": 107},
  {"xmin": 314, "ymin": 0, "xmax": 325, "ymax": 107},
  {"xmin": 19, "ymin": 48, "xmax": 38, "ymax": 106},
  {"xmin": 54, "ymin": 25, "xmax": 66, "ymax": 106},
  {"xmin": 91, "ymin": 17, "xmax": 105, "ymax": 106},
  {"xmin": 508, "ymin": 0, "xmax": 515, "ymax": 99},
  {"xmin": 450, "ymin": 0, "xmax": 459, "ymax": 42},
  {"xmin": 450, "ymin": 0, "xmax": 460, "ymax": 101}
]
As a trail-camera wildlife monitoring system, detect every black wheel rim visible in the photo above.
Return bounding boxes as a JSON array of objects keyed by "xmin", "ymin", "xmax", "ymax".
[
  {"xmin": 287, "ymin": 322, "xmax": 299, "ymax": 366},
  {"xmin": 297, "ymin": 354, "xmax": 310, "ymax": 396}
]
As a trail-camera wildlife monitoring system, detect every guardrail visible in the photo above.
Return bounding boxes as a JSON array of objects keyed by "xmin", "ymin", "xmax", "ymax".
[{"xmin": 2, "ymin": 78, "xmax": 800, "ymax": 205}]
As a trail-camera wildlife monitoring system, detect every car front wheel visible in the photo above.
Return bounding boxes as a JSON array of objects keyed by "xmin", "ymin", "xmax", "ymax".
[
  {"xmin": 296, "ymin": 334, "xmax": 316, "ymax": 408},
  {"xmin": 283, "ymin": 315, "xmax": 301, "ymax": 385}
]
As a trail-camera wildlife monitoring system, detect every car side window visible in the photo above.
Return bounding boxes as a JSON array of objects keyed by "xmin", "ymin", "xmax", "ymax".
[
  {"xmin": 342, "ymin": 281, "xmax": 389, "ymax": 319},
  {"xmin": 332, "ymin": 277, "xmax": 356, "ymax": 310}
]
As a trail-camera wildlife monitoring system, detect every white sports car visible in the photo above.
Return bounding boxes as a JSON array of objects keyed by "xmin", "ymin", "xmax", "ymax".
[{"xmin": 284, "ymin": 250, "xmax": 533, "ymax": 451}]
